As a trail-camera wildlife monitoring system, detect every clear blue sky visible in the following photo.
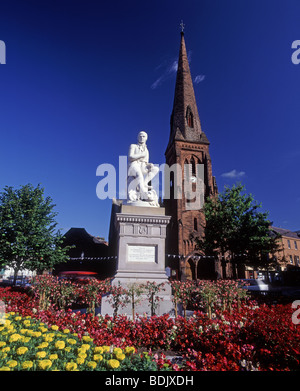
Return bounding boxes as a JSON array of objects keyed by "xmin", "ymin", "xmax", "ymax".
[{"xmin": 0, "ymin": 0, "xmax": 299, "ymax": 240}]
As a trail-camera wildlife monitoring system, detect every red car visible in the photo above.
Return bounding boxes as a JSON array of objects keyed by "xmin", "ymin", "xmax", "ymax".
[{"xmin": 58, "ymin": 271, "xmax": 99, "ymax": 284}]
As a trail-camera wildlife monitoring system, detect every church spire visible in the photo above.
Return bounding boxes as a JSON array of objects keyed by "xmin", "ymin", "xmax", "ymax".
[{"xmin": 169, "ymin": 29, "xmax": 208, "ymax": 145}]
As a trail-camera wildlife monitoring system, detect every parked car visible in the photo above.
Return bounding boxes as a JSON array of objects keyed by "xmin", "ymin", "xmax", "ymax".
[
  {"xmin": 58, "ymin": 271, "xmax": 99, "ymax": 284},
  {"xmin": 241, "ymin": 279, "xmax": 270, "ymax": 292}
]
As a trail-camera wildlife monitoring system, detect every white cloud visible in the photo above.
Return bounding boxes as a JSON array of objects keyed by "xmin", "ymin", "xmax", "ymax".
[
  {"xmin": 194, "ymin": 75, "xmax": 205, "ymax": 84},
  {"xmin": 221, "ymin": 169, "xmax": 246, "ymax": 179},
  {"xmin": 151, "ymin": 76, "xmax": 164, "ymax": 90},
  {"xmin": 151, "ymin": 58, "xmax": 178, "ymax": 90}
]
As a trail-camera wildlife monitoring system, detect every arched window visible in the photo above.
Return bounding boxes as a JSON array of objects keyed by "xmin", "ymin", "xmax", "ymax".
[
  {"xmin": 186, "ymin": 107, "xmax": 194, "ymax": 128},
  {"xmin": 188, "ymin": 112, "xmax": 194, "ymax": 128}
]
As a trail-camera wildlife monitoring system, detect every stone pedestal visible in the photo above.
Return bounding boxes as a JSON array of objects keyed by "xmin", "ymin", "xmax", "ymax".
[{"xmin": 101, "ymin": 204, "xmax": 173, "ymax": 317}]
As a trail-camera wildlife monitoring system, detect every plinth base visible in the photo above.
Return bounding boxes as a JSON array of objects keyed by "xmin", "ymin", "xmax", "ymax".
[{"xmin": 102, "ymin": 203, "xmax": 174, "ymax": 317}]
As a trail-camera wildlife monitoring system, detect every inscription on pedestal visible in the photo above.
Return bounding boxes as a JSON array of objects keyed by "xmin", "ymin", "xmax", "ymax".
[{"xmin": 127, "ymin": 245, "xmax": 156, "ymax": 263}]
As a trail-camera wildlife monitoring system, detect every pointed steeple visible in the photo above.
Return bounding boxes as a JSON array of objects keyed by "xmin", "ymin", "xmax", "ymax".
[{"xmin": 168, "ymin": 31, "xmax": 209, "ymax": 146}]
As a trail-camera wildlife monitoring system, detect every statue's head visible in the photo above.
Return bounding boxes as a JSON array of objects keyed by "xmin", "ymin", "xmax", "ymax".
[{"xmin": 138, "ymin": 131, "xmax": 148, "ymax": 144}]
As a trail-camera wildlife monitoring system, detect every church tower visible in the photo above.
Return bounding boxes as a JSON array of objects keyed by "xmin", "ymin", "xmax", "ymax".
[{"xmin": 165, "ymin": 30, "xmax": 217, "ymax": 279}]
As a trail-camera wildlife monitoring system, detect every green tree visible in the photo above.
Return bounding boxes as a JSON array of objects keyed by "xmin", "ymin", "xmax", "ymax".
[
  {"xmin": 0, "ymin": 184, "xmax": 69, "ymax": 285},
  {"xmin": 194, "ymin": 184, "xmax": 283, "ymax": 278}
]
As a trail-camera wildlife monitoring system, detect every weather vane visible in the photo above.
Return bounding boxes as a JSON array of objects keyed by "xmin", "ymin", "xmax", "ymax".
[{"xmin": 180, "ymin": 20, "xmax": 185, "ymax": 33}]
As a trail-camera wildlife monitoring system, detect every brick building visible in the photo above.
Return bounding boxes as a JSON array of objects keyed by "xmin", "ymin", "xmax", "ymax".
[
  {"xmin": 271, "ymin": 227, "xmax": 300, "ymax": 269},
  {"xmin": 164, "ymin": 31, "xmax": 218, "ymax": 280}
]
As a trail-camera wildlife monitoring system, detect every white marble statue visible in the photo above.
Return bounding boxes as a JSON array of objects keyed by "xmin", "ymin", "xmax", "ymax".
[{"xmin": 127, "ymin": 131, "xmax": 159, "ymax": 207}]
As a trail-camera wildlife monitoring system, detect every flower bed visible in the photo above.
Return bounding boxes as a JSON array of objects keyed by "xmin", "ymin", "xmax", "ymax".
[
  {"xmin": 0, "ymin": 311, "xmax": 171, "ymax": 371},
  {"xmin": 0, "ymin": 286, "xmax": 299, "ymax": 371}
]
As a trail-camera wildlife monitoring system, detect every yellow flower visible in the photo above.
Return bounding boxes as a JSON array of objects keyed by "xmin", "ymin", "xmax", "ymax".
[
  {"xmin": 0, "ymin": 367, "xmax": 11, "ymax": 371},
  {"xmin": 2, "ymin": 347, "xmax": 10, "ymax": 353},
  {"xmin": 94, "ymin": 346, "xmax": 104, "ymax": 354},
  {"xmin": 65, "ymin": 347, "xmax": 71, "ymax": 353},
  {"xmin": 36, "ymin": 351, "xmax": 47, "ymax": 359},
  {"xmin": 65, "ymin": 362, "xmax": 78, "ymax": 371},
  {"xmin": 22, "ymin": 361, "xmax": 33, "ymax": 369},
  {"xmin": 67, "ymin": 338, "xmax": 77, "ymax": 345},
  {"xmin": 125, "ymin": 346, "xmax": 136, "ymax": 355},
  {"xmin": 7, "ymin": 360, "xmax": 18, "ymax": 368},
  {"xmin": 76, "ymin": 357, "xmax": 85, "ymax": 365},
  {"xmin": 82, "ymin": 335, "xmax": 93, "ymax": 342},
  {"xmin": 0, "ymin": 342, "xmax": 6, "ymax": 348},
  {"xmin": 23, "ymin": 337, "xmax": 31, "ymax": 343},
  {"xmin": 9, "ymin": 312, "xmax": 15, "ymax": 316},
  {"xmin": 113, "ymin": 347, "xmax": 122, "ymax": 355},
  {"xmin": 81, "ymin": 343, "xmax": 90, "ymax": 351},
  {"xmin": 51, "ymin": 325, "xmax": 59, "ymax": 331},
  {"xmin": 107, "ymin": 359, "xmax": 120, "ymax": 369},
  {"xmin": 37, "ymin": 342, "xmax": 49, "ymax": 349},
  {"xmin": 77, "ymin": 352, "xmax": 87, "ymax": 359},
  {"xmin": 23, "ymin": 320, "xmax": 31, "ymax": 326},
  {"xmin": 16, "ymin": 347, "xmax": 28, "ymax": 355},
  {"xmin": 49, "ymin": 354, "xmax": 58, "ymax": 360},
  {"xmin": 33, "ymin": 331, "xmax": 42, "ymax": 338},
  {"xmin": 87, "ymin": 361, "xmax": 97, "ymax": 369},
  {"xmin": 55, "ymin": 341, "xmax": 65, "ymax": 350},
  {"xmin": 116, "ymin": 352, "xmax": 125, "ymax": 361},
  {"xmin": 63, "ymin": 328, "xmax": 70, "ymax": 334},
  {"xmin": 93, "ymin": 354, "xmax": 103, "ymax": 362},
  {"xmin": 39, "ymin": 327, "xmax": 48, "ymax": 333},
  {"xmin": 102, "ymin": 345, "xmax": 110, "ymax": 353},
  {"xmin": 9, "ymin": 333, "xmax": 21, "ymax": 342},
  {"xmin": 38, "ymin": 359, "xmax": 52, "ymax": 370},
  {"xmin": 14, "ymin": 316, "xmax": 22, "ymax": 321},
  {"xmin": 43, "ymin": 336, "xmax": 53, "ymax": 343}
]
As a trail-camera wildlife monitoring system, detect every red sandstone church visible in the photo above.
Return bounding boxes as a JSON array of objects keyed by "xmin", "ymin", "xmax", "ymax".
[{"xmin": 164, "ymin": 30, "xmax": 219, "ymax": 280}]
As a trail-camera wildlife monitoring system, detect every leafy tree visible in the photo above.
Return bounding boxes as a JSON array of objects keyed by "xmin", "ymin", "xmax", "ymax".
[
  {"xmin": 0, "ymin": 184, "xmax": 70, "ymax": 285},
  {"xmin": 194, "ymin": 184, "xmax": 283, "ymax": 278}
]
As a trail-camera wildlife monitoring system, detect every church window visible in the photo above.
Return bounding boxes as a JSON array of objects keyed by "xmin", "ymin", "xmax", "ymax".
[{"xmin": 186, "ymin": 107, "xmax": 194, "ymax": 128}]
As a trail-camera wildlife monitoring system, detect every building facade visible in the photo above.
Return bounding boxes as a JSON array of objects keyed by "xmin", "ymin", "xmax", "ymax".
[{"xmin": 271, "ymin": 227, "xmax": 300, "ymax": 269}]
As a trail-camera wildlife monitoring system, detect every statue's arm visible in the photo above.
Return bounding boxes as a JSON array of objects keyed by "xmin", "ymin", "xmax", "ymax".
[{"xmin": 128, "ymin": 144, "xmax": 146, "ymax": 162}]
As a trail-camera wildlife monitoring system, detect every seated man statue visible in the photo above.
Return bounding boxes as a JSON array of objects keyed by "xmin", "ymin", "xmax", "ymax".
[{"xmin": 127, "ymin": 131, "xmax": 159, "ymax": 206}]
